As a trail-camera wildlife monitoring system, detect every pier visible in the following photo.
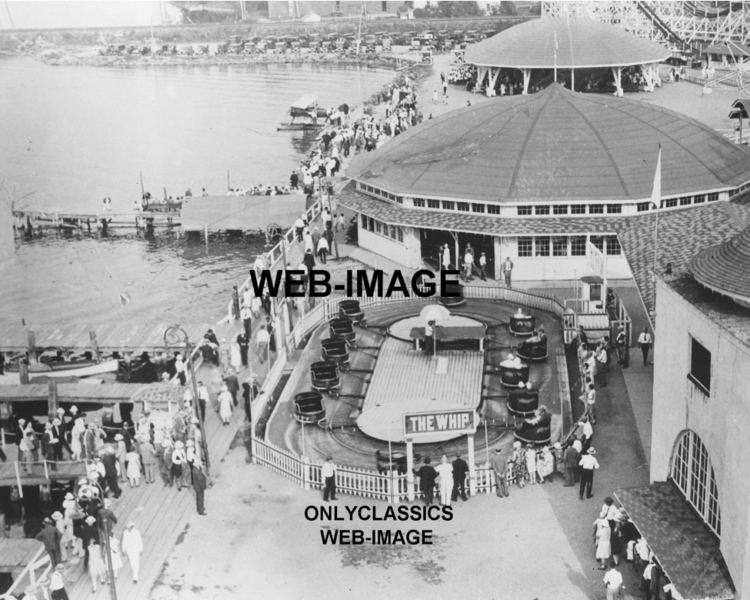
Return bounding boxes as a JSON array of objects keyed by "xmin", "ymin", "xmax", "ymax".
[{"xmin": 12, "ymin": 208, "xmax": 180, "ymax": 235}]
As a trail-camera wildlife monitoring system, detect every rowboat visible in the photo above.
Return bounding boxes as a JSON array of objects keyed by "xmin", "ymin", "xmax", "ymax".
[{"xmin": 0, "ymin": 358, "xmax": 120, "ymax": 384}]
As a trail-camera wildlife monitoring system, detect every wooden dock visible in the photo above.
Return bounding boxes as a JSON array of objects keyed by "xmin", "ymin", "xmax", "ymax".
[
  {"xmin": 62, "ymin": 369, "xmax": 247, "ymax": 600},
  {"xmin": 0, "ymin": 322, "xmax": 212, "ymax": 354},
  {"xmin": 13, "ymin": 208, "xmax": 180, "ymax": 235}
]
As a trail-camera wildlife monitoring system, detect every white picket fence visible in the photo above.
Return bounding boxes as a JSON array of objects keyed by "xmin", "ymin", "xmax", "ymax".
[{"xmin": 252, "ymin": 437, "xmax": 495, "ymax": 503}]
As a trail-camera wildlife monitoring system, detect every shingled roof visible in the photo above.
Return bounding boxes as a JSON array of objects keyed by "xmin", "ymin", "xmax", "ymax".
[
  {"xmin": 465, "ymin": 17, "xmax": 671, "ymax": 69},
  {"xmin": 691, "ymin": 225, "xmax": 750, "ymax": 307},
  {"xmin": 347, "ymin": 84, "xmax": 750, "ymax": 204},
  {"xmin": 616, "ymin": 482, "xmax": 734, "ymax": 600}
]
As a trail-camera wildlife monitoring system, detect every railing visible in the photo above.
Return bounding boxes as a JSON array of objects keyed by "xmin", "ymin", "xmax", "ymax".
[
  {"xmin": 0, "ymin": 544, "xmax": 51, "ymax": 600},
  {"xmin": 252, "ymin": 438, "xmax": 495, "ymax": 503}
]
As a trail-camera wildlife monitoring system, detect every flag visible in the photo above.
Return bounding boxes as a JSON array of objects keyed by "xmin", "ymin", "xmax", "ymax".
[{"xmin": 651, "ymin": 145, "xmax": 662, "ymax": 208}]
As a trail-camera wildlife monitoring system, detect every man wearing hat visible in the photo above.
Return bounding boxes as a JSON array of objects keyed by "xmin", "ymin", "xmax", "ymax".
[
  {"xmin": 322, "ymin": 456, "xmax": 337, "ymax": 502},
  {"xmin": 616, "ymin": 326, "xmax": 628, "ymax": 368},
  {"xmin": 579, "ymin": 446, "xmax": 600, "ymax": 500},
  {"xmin": 191, "ymin": 463, "xmax": 208, "ymax": 515},
  {"xmin": 489, "ymin": 447, "xmax": 509, "ymax": 498},
  {"xmin": 101, "ymin": 446, "xmax": 121, "ymax": 499},
  {"xmin": 35, "ymin": 516, "xmax": 62, "ymax": 566}
]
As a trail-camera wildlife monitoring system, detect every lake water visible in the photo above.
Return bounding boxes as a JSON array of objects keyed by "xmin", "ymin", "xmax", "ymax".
[{"xmin": 0, "ymin": 57, "xmax": 394, "ymax": 329}]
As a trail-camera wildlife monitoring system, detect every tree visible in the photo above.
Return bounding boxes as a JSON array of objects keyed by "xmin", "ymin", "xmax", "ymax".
[{"xmin": 438, "ymin": 1, "xmax": 481, "ymax": 18}]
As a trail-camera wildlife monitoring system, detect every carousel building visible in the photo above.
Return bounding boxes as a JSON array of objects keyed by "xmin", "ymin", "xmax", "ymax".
[
  {"xmin": 464, "ymin": 17, "xmax": 671, "ymax": 95},
  {"xmin": 613, "ymin": 228, "xmax": 750, "ymax": 600},
  {"xmin": 340, "ymin": 83, "xmax": 750, "ymax": 309}
]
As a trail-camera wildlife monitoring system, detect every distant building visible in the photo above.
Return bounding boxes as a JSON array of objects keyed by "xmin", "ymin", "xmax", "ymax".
[{"xmin": 267, "ymin": 1, "xmax": 400, "ymax": 19}]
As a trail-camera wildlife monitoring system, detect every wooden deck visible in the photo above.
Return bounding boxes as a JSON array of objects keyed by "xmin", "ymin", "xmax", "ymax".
[
  {"xmin": 180, "ymin": 194, "xmax": 305, "ymax": 232},
  {"xmin": 13, "ymin": 209, "xmax": 180, "ymax": 233},
  {"xmin": 0, "ymin": 322, "xmax": 212, "ymax": 353},
  {"xmin": 62, "ymin": 369, "xmax": 246, "ymax": 600}
]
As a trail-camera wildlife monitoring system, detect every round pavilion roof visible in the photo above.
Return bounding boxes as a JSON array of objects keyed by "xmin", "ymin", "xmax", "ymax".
[
  {"xmin": 691, "ymin": 226, "xmax": 750, "ymax": 307},
  {"xmin": 465, "ymin": 17, "xmax": 671, "ymax": 69},
  {"xmin": 348, "ymin": 84, "xmax": 750, "ymax": 204}
]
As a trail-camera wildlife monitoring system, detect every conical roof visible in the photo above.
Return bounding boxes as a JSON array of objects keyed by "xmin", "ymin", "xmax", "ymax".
[
  {"xmin": 691, "ymin": 225, "xmax": 750, "ymax": 307},
  {"xmin": 348, "ymin": 84, "xmax": 750, "ymax": 204},
  {"xmin": 466, "ymin": 17, "xmax": 670, "ymax": 69}
]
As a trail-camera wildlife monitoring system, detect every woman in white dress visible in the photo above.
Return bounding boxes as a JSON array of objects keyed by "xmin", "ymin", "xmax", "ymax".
[
  {"xmin": 88, "ymin": 540, "xmax": 107, "ymax": 592},
  {"xmin": 218, "ymin": 385, "xmax": 233, "ymax": 425},
  {"xmin": 525, "ymin": 445, "xmax": 537, "ymax": 485},
  {"xmin": 594, "ymin": 517, "xmax": 612, "ymax": 569},
  {"xmin": 126, "ymin": 449, "xmax": 141, "ymax": 487},
  {"xmin": 108, "ymin": 532, "xmax": 123, "ymax": 579},
  {"xmin": 70, "ymin": 418, "xmax": 84, "ymax": 460},
  {"xmin": 435, "ymin": 455, "xmax": 453, "ymax": 507}
]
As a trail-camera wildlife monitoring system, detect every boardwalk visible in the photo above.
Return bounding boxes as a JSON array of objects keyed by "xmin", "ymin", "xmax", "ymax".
[{"xmin": 62, "ymin": 372, "xmax": 246, "ymax": 600}]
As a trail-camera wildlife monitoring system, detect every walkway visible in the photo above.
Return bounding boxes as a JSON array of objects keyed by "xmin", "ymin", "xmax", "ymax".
[{"xmin": 63, "ymin": 360, "xmax": 248, "ymax": 600}]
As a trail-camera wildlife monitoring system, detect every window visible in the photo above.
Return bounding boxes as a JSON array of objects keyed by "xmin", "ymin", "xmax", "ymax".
[
  {"xmin": 518, "ymin": 237, "xmax": 532, "ymax": 257},
  {"xmin": 689, "ymin": 337, "xmax": 711, "ymax": 394},
  {"xmin": 389, "ymin": 225, "xmax": 396, "ymax": 238},
  {"xmin": 637, "ymin": 202, "xmax": 651, "ymax": 212},
  {"xmin": 708, "ymin": 192, "xmax": 719, "ymax": 202},
  {"xmin": 670, "ymin": 430, "xmax": 721, "ymax": 535},
  {"xmin": 535, "ymin": 236, "xmax": 550, "ymax": 256},
  {"xmin": 606, "ymin": 204, "xmax": 622, "ymax": 214},
  {"xmin": 427, "ymin": 199, "xmax": 440, "ymax": 209},
  {"xmin": 589, "ymin": 235, "xmax": 604, "ymax": 252},
  {"xmin": 375, "ymin": 221, "xmax": 382, "ymax": 234},
  {"xmin": 397, "ymin": 228, "xmax": 403, "ymax": 242},
  {"xmin": 442, "ymin": 200, "xmax": 455, "ymax": 211},
  {"xmin": 694, "ymin": 194, "xmax": 705, "ymax": 204},
  {"xmin": 553, "ymin": 205, "xmax": 569, "ymax": 215},
  {"xmin": 412, "ymin": 198, "xmax": 425, "ymax": 208},
  {"xmin": 664, "ymin": 198, "xmax": 678, "ymax": 208},
  {"xmin": 570, "ymin": 236, "xmax": 587, "ymax": 256},
  {"xmin": 571, "ymin": 204, "xmax": 586, "ymax": 215},
  {"xmin": 471, "ymin": 203, "xmax": 485, "ymax": 213},
  {"xmin": 367, "ymin": 217, "xmax": 374, "ymax": 232},
  {"xmin": 588, "ymin": 204, "xmax": 604, "ymax": 214},
  {"xmin": 456, "ymin": 202, "xmax": 469, "ymax": 212},
  {"xmin": 606, "ymin": 236, "xmax": 621, "ymax": 255},
  {"xmin": 517, "ymin": 205, "xmax": 532, "ymax": 216},
  {"xmin": 395, "ymin": 196, "xmax": 403, "ymax": 204},
  {"xmin": 487, "ymin": 204, "xmax": 500, "ymax": 215},
  {"xmin": 552, "ymin": 236, "xmax": 568, "ymax": 256},
  {"xmin": 535, "ymin": 205, "xmax": 550, "ymax": 215},
  {"xmin": 680, "ymin": 196, "xmax": 692, "ymax": 206},
  {"xmin": 361, "ymin": 214, "xmax": 368, "ymax": 228}
]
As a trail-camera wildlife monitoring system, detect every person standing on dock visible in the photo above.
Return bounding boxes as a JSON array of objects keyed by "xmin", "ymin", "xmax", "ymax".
[
  {"xmin": 322, "ymin": 457, "xmax": 337, "ymax": 502},
  {"xmin": 317, "ymin": 235, "xmax": 329, "ymax": 264},
  {"xmin": 218, "ymin": 385, "xmax": 234, "ymax": 426},
  {"xmin": 256, "ymin": 325, "xmax": 271, "ymax": 365},
  {"xmin": 231, "ymin": 285, "xmax": 240, "ymax": 321},
  {"xmin": 139, "ymin": 436, "xmax": 157, "ymax": 484},
  {"xmin": 191, "ymin": 464, "xmax": 208, "ymax": 515},
  {"xmin": 174, "ymin": 353, "xmax": 187, "ymax": 386},
  {"xmin": 36, "ymin": 517, "xmax": 62, "ymax": 566},
  {"xmin": 197, "ymin": 381, "xmax": 210, "ymax": 421},
  {"xmin": 240, "ymin": 303, "xmax": 252, "ymax": 340},
  {"xmin": 122, "ymin": 522, "xmax": 143, "ymax": 583}
]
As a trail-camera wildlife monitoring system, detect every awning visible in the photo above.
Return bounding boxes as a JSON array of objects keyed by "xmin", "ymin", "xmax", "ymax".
[{"xmin": 615, "ymin": 481, "xmax": 734, "ymax": 600}]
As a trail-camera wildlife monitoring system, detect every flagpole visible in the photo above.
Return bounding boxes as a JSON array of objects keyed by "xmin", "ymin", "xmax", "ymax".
[
  {"xmin": 553, "ymin": 31, "xmax": 558, "ymax": 83},
  {"xmin": 651, "ymin": 145, "xmax": 662, "ymax": 311}
]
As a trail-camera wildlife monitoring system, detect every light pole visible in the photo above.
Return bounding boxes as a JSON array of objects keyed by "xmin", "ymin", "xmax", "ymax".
[{"xmin": 164, "ymin": 325, "xmax": 210, "ymax": 477}]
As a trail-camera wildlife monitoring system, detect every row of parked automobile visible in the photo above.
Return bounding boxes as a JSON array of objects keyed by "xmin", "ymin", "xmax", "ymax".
[{"xmin": 98, "ymin": 26, "xmax": 500, "ymax": 58}]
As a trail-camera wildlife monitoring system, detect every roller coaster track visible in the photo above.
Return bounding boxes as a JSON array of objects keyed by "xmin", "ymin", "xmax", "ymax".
[{"xmin": 636, "ymin": 1, "xmax": 687, "ymax": 47}]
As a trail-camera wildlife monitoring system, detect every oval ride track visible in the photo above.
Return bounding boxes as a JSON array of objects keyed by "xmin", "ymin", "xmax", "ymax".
[{"xmin": 270, "ymin": 298, "xmax": 562, "ymax": 469}]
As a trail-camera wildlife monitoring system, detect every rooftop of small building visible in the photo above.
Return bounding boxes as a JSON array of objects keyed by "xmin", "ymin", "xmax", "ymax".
[{"xmin": 665, "ymin": 274, "xmax": 750, "ymax": 348}]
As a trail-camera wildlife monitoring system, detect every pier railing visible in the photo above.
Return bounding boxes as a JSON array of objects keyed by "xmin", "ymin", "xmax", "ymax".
[{"xmin": 249, "ymin": 283, "xmax": 570, "ymax": 502}]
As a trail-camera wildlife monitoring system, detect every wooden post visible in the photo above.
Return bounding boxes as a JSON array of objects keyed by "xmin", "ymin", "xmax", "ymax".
[
  {"xmin": 47, "ymin": 380, "xmax": 58, "ymax": 419},
  {"xmin": 89, "ymin": 330, "xmax": 101, "ymax": 362},
  {"xmin": 26, "ymin": 330, "xmax": 37, "ymax": 364},
  {"xmin": 467, "ymin": 433, "xmax": 476, "ymax": 496},
  {"xmin": 13, "ymin": 463, "xmax": 22, "ymax": 498},
  {"xmin": 406, "ymin": 439, "xmax": 415, "ymax": 502},
  {"xmin": 18, "ymin": 362, "xmax": 29, "ymax": 385},
  {"xmin": 301, "ymin": 453, "xmax": 311, "ymax": 490},
  {"xmin": 204, "ymin": 224, "xmax": 209, "ymax": 250}
]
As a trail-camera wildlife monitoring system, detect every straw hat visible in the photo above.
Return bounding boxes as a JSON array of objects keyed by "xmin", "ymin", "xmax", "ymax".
[
  {"xmin": 64, "ymin": 492, "xmax": 75, "ymax": 501},
  {"xmin": 513, "ymin": 441, "xmax": 522, "ymax": 449},
  {"xmin": 174, "ymin": 440, "xmax": 184, "ymax": 448},
  {"xmin": 587, "ymin": 447, "xmax": 597, "ymax": 455},
  {"xmin": 51, "ymin": 511, "xmax": 62, "ymax": 521}
]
